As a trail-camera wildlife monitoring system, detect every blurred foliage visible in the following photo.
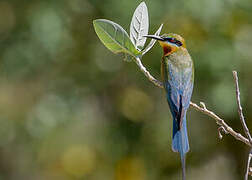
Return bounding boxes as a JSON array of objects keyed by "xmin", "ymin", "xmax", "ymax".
[{"xmin": 0, "ymin": 0, "xmax": 252, "ymax": 179}]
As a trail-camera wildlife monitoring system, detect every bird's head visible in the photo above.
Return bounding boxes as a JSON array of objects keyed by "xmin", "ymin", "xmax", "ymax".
[{"xmin": 144, "ymin": 33, "xmax": 186, "ymax": 56}]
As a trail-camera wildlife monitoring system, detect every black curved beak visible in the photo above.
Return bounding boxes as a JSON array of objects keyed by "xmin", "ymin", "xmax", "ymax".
[{"xmin": 143, "ymin": 35, "xmax": 164, "ymax": 41}]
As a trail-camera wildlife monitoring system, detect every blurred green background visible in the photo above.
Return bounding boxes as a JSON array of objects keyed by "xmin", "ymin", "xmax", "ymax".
[{"xmin": 0, "ymin": 0, "xmax": 252, "ymax": 179}]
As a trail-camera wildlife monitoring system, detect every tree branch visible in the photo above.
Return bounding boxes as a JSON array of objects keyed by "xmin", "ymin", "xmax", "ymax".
[
  {"xmin": 135, "ymin": 57, "xmax": 163, "ymax": 88},
  {"xmin": 245, "ymin": 150, "xmax": 252, "ymax": 180},
  {"xmin": 133, "ymin": 57, "xmax": 251, "ymax": 147},
  {"xmin": 190, "ymin": 102, "xmax": 250, "ymax": 146},
  {"xmin": 233, "ymin": 71, "xmax": 252, "ymax": 144}
]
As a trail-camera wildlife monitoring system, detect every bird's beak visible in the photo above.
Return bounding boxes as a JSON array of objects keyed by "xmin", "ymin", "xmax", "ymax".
[{"xmin": 143, "ymin": 35, "xmax": 164, "ymax": 41}]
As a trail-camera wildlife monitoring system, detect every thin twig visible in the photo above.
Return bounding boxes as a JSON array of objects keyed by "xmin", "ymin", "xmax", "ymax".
[
  {"xmin": 135, "ymin": 57, "xmax": 163, "ymax": 88},
  {"xmin": 233, "ymin": 71, "xmax": 252, "ymax": 144},
  {"xmin": 133, "ymin": 57, "xmax": 251, "ymax": 147},
  {"xmin": 218, "ymin": 126, "xmax": 228, "ymax": 139},
  {"xmin": 190, "ymin": 102, "xmax": 251, "ymax": 147},
  {"xmin": 245, "ymin": 150, "xmax": 252, "ymax": 180}
]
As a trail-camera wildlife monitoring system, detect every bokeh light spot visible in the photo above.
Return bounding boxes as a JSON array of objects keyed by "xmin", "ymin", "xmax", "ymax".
[
  {"xmin": 115, "ymin": 156, "xmax": 146, "ymax": 180},
  {"xmin": 119, "ymin": 87, "xmax": 154, "ymax": 122},
  {"xmin": 235, "ymin": 25, "xmax": 252, "ymax": 60},
  {"xmin": 26, "ymin": 94, "xmax": 70, "ymax": 138},
  {"xmin": 28, "ymin": 4, "xmax": 73, "ymax": 57},
  {"xmin": 61, "ymin": 145, "xmax": 96, "ymax": 177}
]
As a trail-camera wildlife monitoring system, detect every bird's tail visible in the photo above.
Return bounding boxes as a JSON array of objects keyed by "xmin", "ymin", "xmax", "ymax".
[{"xmin": 172, "ymin": 117, "xmax": 189, "ymax": 180}]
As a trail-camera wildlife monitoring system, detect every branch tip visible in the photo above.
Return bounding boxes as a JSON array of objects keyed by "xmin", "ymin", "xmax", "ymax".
[
  {"xmin": 218, "ymin": 126, "xmax": 228, "ymax": 139},
  {"xmin": 233, "ymin": 70, "xmax": 252, "ymax": 145}
]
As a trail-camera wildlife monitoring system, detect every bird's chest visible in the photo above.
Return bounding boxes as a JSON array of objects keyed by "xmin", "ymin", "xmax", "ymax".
[{"xmin": 161, "ymin": 54, "xmax": 191, "ymax": 83}]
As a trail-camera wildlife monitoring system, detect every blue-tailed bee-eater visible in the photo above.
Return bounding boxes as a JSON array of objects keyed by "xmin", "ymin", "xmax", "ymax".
[{"xmin": 144, "ymin": 33, "xmax": 194, "ymax": 180}]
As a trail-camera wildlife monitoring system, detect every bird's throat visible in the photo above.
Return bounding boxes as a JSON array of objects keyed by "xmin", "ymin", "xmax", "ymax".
[
  {"xmin": 163, "ymin": 45, "xmax": 172, "ymax": 56},
  {"xmin": 159, "ymin": 41, "xmax": 177, "ymax": 56}
]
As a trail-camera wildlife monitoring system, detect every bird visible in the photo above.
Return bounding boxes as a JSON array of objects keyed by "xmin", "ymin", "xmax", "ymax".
[{"xmin": 144, "ymin": 33, "xmax": 194, "ymax": 180}]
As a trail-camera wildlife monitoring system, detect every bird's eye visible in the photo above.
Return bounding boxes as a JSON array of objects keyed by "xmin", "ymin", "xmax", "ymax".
[{"xmin": 176, "ymin": 41, "xmax": 183, "ymax": 47}]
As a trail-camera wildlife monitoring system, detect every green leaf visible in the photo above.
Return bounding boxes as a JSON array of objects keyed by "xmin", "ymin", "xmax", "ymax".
[
  {"xmin": 93, "ymin": 19, "xmax": 141, "ymax": 57},
  {"xmin": 142, "ymin": 24, "xmax": 163, "ymax": 55},
  {"xmin": 130, "ymin": 2, "xmax": 149, "ymax": 50}
]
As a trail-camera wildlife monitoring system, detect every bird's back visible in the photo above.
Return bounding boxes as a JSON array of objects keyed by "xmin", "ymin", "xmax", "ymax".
[
  {"xmin": 161, "ymin": 47, "xmax": 194, "ymax": 110},
  {"xmin": 161, "ymin": 47, "xmax": 194, "ymax": 153}
]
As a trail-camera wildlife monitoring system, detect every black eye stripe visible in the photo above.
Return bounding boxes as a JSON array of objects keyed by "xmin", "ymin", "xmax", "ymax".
[
  {"xmin": 175, "ymin": 40, "xmax": 183, "ymax": 47},
  {"xmin": 164, "ymin": 37, "xmax": 183, "ymax": 47}
]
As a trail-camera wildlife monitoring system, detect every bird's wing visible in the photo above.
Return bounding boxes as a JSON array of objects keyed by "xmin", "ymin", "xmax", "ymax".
[{"xmin": 165, "ymin": 60, "xmax": 193, "ymax": 128}]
